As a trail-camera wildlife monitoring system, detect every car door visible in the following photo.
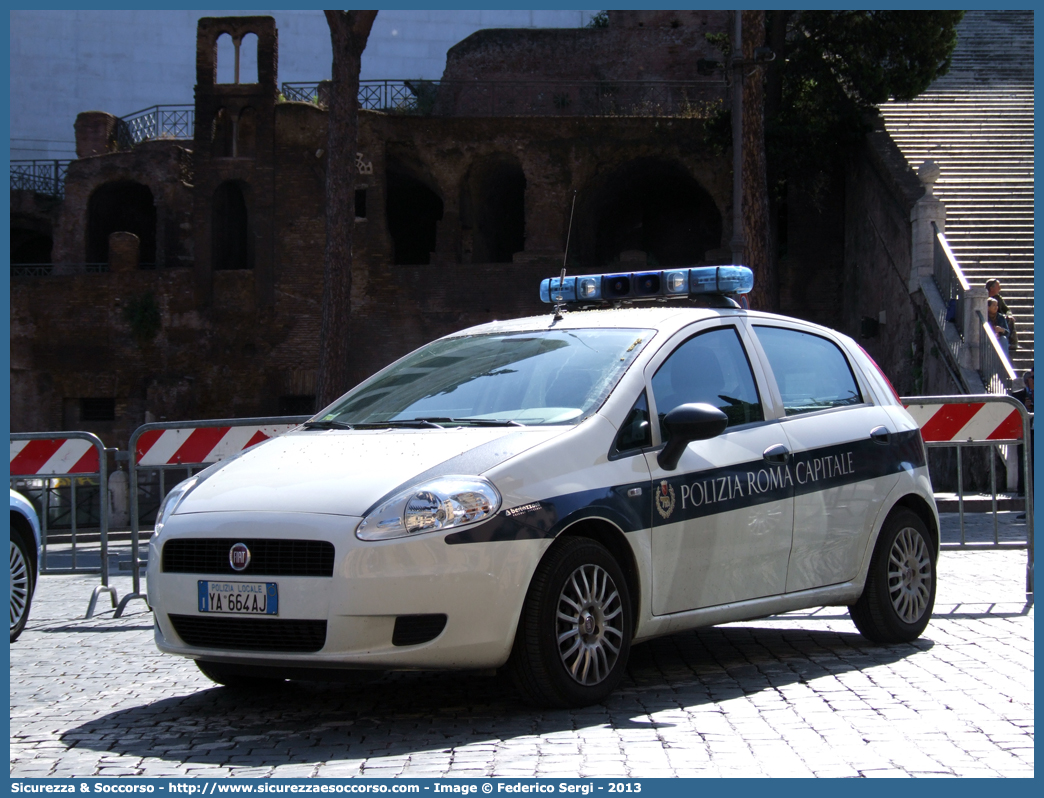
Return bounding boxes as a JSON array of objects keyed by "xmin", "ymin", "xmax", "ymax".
[
  {"xmin": 646, "ymin": 321, "xmax": 795, "ymax": 614},
  {"xmin": 748, "ymin": 324, "xmax": 902, "ymax": 593}
]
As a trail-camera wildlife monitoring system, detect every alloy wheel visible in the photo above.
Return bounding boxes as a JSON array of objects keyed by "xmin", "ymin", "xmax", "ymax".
[
  {"xmin": 10, "ymin": 540, "xmax": 30, "ymax": 632},
  {"xmin": 887, "ymin": 526, "xmax": 932, "ymax": 624},
  {"xmin": 556, "ymin": 563, "xmax": 625, "ymax": 686}
]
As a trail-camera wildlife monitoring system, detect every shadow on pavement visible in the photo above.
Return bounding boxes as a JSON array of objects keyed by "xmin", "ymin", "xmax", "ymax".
[
  {"xmin": 60, "ymin": 625, "xmax": 926, "ymax": 766},
  {"xmin": 40, "ymin": 625, "xmax": 155, "ymax": 633},
  {"xmin": 932, "ymin": 602, "xmax": 1034, "ymax": 618}
]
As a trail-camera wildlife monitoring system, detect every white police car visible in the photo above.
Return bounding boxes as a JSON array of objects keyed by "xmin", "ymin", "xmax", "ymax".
[{"xmin": 147, "ymin": 266, "xmax": 938, "ymax": 707}]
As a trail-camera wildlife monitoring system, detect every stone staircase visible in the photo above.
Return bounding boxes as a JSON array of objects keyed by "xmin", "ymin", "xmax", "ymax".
[{"xmin": 880, "ymin": 10, "xmax": 1034, "ymax": 376}]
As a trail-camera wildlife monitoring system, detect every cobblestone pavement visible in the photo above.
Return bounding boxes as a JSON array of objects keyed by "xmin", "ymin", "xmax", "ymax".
[{"xmin": 10, "ymin": 514, "xmax": 1033, "ymax": 778}]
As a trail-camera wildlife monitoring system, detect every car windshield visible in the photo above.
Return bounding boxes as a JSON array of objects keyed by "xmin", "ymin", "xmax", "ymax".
[{"xmin": 318, "ymin": 328, "xmax": 653, "ymax": 427}]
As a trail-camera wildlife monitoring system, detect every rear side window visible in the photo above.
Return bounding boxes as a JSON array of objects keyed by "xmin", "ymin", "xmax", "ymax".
[
  {"xmin": 754, "ymin": 326, "xmax": 863, "ymax": 416},
  {"xmin": 651, "ymin": 327, "xmax": 764, "ymax": 437}
]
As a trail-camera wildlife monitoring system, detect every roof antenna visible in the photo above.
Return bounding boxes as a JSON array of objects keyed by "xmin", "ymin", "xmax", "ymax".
[{"xmin": 553, "ymin": 190, "xmax": 578, "ymax": 322}]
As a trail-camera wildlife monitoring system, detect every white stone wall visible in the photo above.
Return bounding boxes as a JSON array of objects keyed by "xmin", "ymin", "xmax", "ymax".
[{"xmin": 10, "ymin": 9, "xmax": 595, "ymax": 160}]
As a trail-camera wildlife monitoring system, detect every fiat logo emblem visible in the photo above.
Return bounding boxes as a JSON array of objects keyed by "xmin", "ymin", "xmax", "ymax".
[{"xmin": 229, "ymin": 543, "xmax": 251, "ymax": 572}]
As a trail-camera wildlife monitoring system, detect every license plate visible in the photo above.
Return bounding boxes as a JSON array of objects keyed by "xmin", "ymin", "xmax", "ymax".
[{"xmin": 198, "ymin": 581, "xmax": 278, "ymax": 615}]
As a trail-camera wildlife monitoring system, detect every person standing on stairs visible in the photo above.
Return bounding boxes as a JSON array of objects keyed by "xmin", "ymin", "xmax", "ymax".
[
  {"xmin": 986, "ymin": 279, "xmax": 1010, "ymax": 315},
  {"xmin": 988, "ymin": 297, "xmax": 1011, "ymax": 360}
]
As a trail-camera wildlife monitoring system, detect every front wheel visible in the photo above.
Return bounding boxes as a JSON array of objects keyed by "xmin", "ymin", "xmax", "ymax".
[
  {"xmin": 850, "ymin": 508, "xmax": 936, "ymax": 643},
  {"xmin": 10, "ymin": 530, "xmax": 34, "ymax": 643},
  {"xmin": 509, "ymin": 537, "xmax": 632, "ymax": 707}
]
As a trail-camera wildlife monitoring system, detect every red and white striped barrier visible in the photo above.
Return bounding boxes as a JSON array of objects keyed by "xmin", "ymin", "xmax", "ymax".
[
  {"xmin": 134, "ymin": 423, "xmax": 300, "ymax": 466},
  {"xmin": 903, "ymin": 399, "xmax": 1024, "ymax": 443},
  {"xmin": 10, "ymin": 438, "xmax": 100, "ymax": 475}
]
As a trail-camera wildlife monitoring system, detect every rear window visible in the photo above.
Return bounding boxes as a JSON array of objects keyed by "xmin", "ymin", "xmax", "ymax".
[{"xmin": 754, "ymin": 326, "xmax": 863, "ymax": 416}]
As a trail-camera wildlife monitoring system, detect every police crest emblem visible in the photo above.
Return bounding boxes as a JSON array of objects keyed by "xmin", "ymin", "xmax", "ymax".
[{"xmin": 655, "ymin": 479, "xmax": 676, "ymax": 519}]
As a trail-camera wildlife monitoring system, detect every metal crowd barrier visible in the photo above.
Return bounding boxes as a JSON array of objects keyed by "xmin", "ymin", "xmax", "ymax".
[
  {"xmin": 10, "ymin": 398, "xmax": 1033, "ymax": 617},
  {"xmin": 9, "ymin": 432, "xmax": 118, "ymax": 617},
  {"xmin": 117, "ymin": 415, "xmax": 310, "ymax": 616},
  {"xmin": 902, "ymin": 394, "xmax": 1033, "ymax": 595}
]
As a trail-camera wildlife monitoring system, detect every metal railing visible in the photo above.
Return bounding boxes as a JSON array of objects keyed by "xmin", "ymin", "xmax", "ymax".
[
  {"xmin": 9, "ymin": 106, "xmax": 190, "ymax": 196},
  {"xmin": 9, "ymin": 432, "xmax": 118, "ymax": 618},
  {"xmin": 117, "ymin": 105, "xmax": 195, "ymax": 147},
  {"xmin": 10, "ymin": 160, "xmax": 71, "ymax": 198},
  {"xmin": 931, "ymin": 222, "xmax": 969, "ymax": 334},
  {"xmin": 903, "ymin": 394, "xmax": 1033, "ymax": 596},
  {"xmin": 11, "ymin": 263, "xmax": 109, "ymax": 278},
  {"xmin": 282, "ymin": 78, "xmax": 724, "ymax": 118},
  {"xmin": 979, "ymin": 310, "xmax": 1016, "ymax": 395},
  {"xmin": 282, "ymin": 81, "xmax": 332, "ymax": 106}
]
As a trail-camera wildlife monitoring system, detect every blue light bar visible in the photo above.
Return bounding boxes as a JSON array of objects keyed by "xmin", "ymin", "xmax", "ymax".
[
  {"xmin": 539, "ymin": 276, "xmax": 577, "ymax": 303},
  {"xmin": 540, "ymin": 266, "xmax": 753, "ymax": 304},
  {"xmin": 690, "ymin": 265, "xmax": 754, "ymax": 295}
]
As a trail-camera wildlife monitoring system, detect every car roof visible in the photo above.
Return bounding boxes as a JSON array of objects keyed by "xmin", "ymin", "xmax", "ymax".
[
  {"xmin": 447, "ymin": 304, "xmax": 840, "ymax": 342},
  {"xmin": 451, "ymin": 305, "xmax": 737, "ymax": 338}
]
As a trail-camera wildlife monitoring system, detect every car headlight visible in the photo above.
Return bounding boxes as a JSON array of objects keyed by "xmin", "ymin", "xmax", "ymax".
[
  {"xmin": 153, "ymin": 477, "xmax": 198, "ymax": 538},
  {"xmin": 357, "ymin": 476, "xmax": 501, "ymax": 541}
]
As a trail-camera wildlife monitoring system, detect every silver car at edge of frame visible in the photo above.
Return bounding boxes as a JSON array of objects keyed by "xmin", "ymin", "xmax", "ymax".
[{"xmin": 10, "ymin": 489, "xmax": 42, "ymax": 642}]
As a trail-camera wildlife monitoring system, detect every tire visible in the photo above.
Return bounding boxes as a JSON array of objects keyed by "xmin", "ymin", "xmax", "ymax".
[
  {"xmin": 196, "ymin": 659, "xmax": 286, "ymax": 690},
  {"xmin": 850, "ymin": 508, "xmax": 936, "ymax": 643},
  {"xmin": 509, "ymin": 537, "xmax": 632, "ymax": 708},
  {"xmin": 10, "ymin": 529, "xmax": 34, "ymax": 643}
]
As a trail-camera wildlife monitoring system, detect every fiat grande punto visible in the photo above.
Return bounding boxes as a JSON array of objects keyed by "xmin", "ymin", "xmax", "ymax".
[{"xmin": 147, "ymin": 266, "xmax": 938, "ymax": 707}]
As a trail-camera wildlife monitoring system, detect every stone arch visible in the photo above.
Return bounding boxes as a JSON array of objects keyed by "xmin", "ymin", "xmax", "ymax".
[
  {"xmin": 212, "ymin": 181, "xmax": 253, "ymax": 270},
  {"xmin": 240, "ymin": 33, "xmax": 259, "ymax": 84},
  {"xmin": 461, "ymin": 154, "xmax": 526, "ymax": 264},
  {"xmin": 385, "ymin": 155, "xmax": 443, "ymax": 266},
  {"xmin": 216, "ymin": 33, "xmax": 236, "ymax": 84},
  {"xmin": 215, "ymin": 30, "xmax": 259, "ymax": 85},
  {"xmin": 86, "ymin": 181, "xmax": 156, "ymax": 266},
  {"xmin": 575, "ymin": 157, "xmax": 722, "ymax": 268}
]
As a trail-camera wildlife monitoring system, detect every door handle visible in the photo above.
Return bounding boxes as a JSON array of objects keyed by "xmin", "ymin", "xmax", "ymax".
[
  {"xmin": 870, "ymin": 426, "xmax": 891, "ymax": 445},
  {"xmin": 763, "ymin": 443, "xmax": 790, "ymax": 465}
]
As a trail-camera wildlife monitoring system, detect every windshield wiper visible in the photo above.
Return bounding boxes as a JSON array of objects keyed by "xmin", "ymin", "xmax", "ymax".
[
  {"xmin": 352, "ymin": 417, "xmax": 526, "ymax": 429},
  {"xmin": 449, "ymin": 418, "xmax": 525, "ymax": 427},
  {"xmin": 301, "ymin": 420, "xmax": 354, "ymax": 430},
  {"xmin": 354, "ymin": 418, "xmax": 447, "ymax": 429}
]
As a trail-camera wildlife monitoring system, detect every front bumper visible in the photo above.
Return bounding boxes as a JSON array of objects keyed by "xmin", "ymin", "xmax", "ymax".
[{"xmin": 148, "ymin": 510, "xmax": 547, "ymax": 670}]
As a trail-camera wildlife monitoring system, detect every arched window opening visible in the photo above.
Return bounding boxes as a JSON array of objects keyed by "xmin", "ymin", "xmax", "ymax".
[
  {"xmin": 577, "ymin": 158, "xmax": 722, "ymax": 269},
  {"xmin": 240, "ymin": 33, "xmax": 259, "ymax": 84},
  {"xmin": 237, "ymin": 107, "xmax": 257, "ymax": 158},
  {"xmin": 212, "ymin": 108, "xmax": 234, "ymax": 157},
  {"xmin": 212, "ymin": 181, "xmax": 252, "ymax": 270},
  {"xmin": 216, "ymin": 33, "xmax": 236, "ymax": 84},
  {"xmin": 462, "ymin": 155, "xmax": 526, "ymax": 264},
  {"xmin": 11, "ymin": 227, "xmax": 53, "ymax": 265},
  {"xmin": 86, "ymin": 181, "xmax": 156, "ymax": 267},
  {"xmin": 386, "ymin": 163, "xmax": 443, "ymax": 266}
]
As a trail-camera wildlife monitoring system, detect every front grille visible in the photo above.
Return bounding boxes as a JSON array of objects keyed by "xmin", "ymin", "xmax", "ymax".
[
  {"xmin": 162, "ymin": 538, "xmax": 335, "ymax": 577},
  {"xmin": 392, "ymin": 614, "xmax": 448, "ymax": 646},
  {"xmin": 169, "ymin": 614, "xmax": 327, "ymax": 652}
]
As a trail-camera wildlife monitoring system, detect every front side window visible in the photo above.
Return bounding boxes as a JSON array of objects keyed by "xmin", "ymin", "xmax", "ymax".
[
  {"xmin": 651, "ymin": 327, "xmax": 764, "ymax": 439},
  {"xmin": 319, "ymin": 328, "xmax": 653, "ymax": 427},
  {"xmin": 754, "ymin": 325, "xmax": 863, "ymax": 416},
  {"xmin": 613, "ymin": 392, "xmax": 652, "ymax": 454}
]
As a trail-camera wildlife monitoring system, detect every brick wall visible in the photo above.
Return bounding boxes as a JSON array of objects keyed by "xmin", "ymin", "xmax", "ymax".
[{"xmin": 443, "ymin": 11, "xmax": 729, "ymax": 82}]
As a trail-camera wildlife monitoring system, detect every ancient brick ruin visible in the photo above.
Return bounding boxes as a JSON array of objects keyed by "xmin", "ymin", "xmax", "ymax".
[{"xmin": 12, "ymin": 11, "xmax": 952, "ymax": 446}]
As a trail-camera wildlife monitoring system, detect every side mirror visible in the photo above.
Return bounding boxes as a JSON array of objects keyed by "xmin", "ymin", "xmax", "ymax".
[{"xmin": 657, "ymin": 403, "xmax": 728, "ymax": 471}]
